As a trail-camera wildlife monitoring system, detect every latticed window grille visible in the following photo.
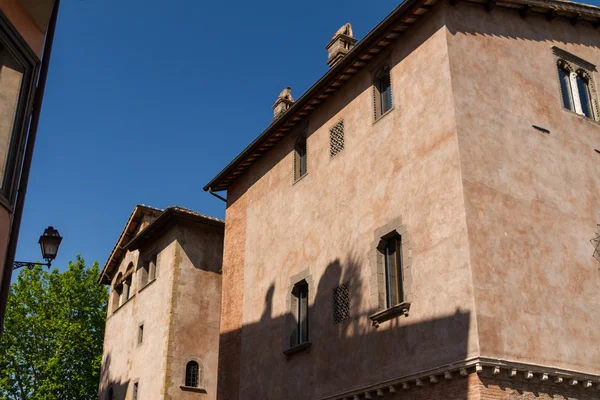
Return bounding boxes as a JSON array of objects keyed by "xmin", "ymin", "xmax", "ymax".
[
  {"xmin": 185, "ymin": 361, "xmax": 200, "ymax": 387},
  {"xmin": 330, "ymin": 120, "xmax": 345, "ymax": 159},
  {"xmin": 591, "ymin": 225, "xmax": 600, "ymax": 263},
  {"xmin": 333, "ymin": 282, "xmax": 350, "ymax": 324}
]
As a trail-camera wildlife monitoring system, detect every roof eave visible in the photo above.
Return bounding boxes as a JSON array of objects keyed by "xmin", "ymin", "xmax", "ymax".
[
  {"xmin": 124, "ymin": 208, "xmax": 224, "ymax": 252},
  {"xmin": 203, "ymin": 0, "xmax": 423, "ymax": 193}
]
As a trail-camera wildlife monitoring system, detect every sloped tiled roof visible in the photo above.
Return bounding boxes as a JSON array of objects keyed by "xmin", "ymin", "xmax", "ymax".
[
  {"xmin": 99, "ymin": 205, "xmax": 223, "ymax": 285},
  {"xmin": 203, "ymin": 0, "xmax": 600, "ymax": 193}
]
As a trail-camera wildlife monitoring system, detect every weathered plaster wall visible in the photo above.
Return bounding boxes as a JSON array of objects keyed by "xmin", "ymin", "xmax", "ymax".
[
  {"xmin": 163, "ymin": 224, "xmax": 223, "ymax": 400},
  {"xmin": 98, "ymin": 231, "xmax": 177, "ymax": 400},
  {"xmin": 220, "ymin": 4, "xmax": 479, "ymax": 399},
  {"xmin": 446, "ymin": 3, "xmax": 600, "ymax": 374}
]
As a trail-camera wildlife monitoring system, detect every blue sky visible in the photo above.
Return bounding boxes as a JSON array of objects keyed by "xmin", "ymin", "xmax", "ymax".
[{"xmin": 14, "ymin": 0, "xmax": 600, "ymax": 275}]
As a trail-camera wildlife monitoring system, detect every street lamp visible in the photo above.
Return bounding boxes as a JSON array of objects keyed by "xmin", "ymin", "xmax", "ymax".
[{"xmin": 13, "ymin": 226, "xmax": 62, "ymax": 270}]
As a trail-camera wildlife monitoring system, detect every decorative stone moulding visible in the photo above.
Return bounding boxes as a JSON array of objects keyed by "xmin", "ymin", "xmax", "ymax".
[
  {"xmin": 318, "ymin": 357, "xmax": 600, "ymax": 400},
  {"xmin": 525, "ymin": 371, "xmax": 534, "ymax": 380}
]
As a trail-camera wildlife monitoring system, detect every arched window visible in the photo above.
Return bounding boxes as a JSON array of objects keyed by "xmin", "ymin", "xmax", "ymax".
[
  {"xmin": 185, "ymin": 361, "xmax": 200, "ymax": 387},
  {"xmin": 373, "ymin": 66, "xmax": 392, "ymax": 120},
  {"xmin": 576, "ymin": 70, "xmax": 594, "ymax": 119},
  {"xmin": 556, "ymin": 58, "xmax": 597, "ymax": 121},
  {"xmin": 107, "ymin": 387, "xmax": 114, "ymax": 400},
  {"xmin": 148, "ymin": 254, "xmax": 157, "ymax": 281},
  {"xmin": 557, "ymin": 61, "xmax": 573, "ymax": 111},
  {"xmin": 294, "ymin": 136, "xmax": 307, "ymax": 181}
]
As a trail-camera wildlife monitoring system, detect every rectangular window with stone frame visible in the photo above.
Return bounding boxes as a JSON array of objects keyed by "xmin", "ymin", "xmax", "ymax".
[
  {"xmin": 283, "ymin": 274, "xmax": 314, "ymax": 358},
  {"xmin": 291, "ymin": 281, "xmax": 308, "ymax": 346},
  {"xmin": 554, "ymin": 47, "xmax": 599, "ymax": 121},
  {"xmin": 369, "ymin": 218, "xmax": 413, "ymax": 327},
  {"xmin": 373, "ymin": 65, "xmax": 393, "ymax": 121}
]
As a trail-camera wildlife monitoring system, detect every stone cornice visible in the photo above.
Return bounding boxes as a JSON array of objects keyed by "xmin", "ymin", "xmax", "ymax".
[{"xmin": 319, "ymin": 357, "xmax": 600, "ymax": 399}]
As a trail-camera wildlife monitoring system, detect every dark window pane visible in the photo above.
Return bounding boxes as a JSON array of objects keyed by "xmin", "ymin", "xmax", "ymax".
[
  {"xmin": 577, "ymin": 75, "xmax": 593, "ymax": 119},
  {"xmin": 384, "ymin": 235, "xmax": 404, "ymax": 308},
  {"xmin": 558, "ymin": 67, "xmax": 573, "ymax": 111},
  {"xmin": 138, "ymin": 324, "xmax": 144, "ymax": 344},
  {"xmin": 133, "ymin": 383, "xmax": 138, "ymax": 400}
]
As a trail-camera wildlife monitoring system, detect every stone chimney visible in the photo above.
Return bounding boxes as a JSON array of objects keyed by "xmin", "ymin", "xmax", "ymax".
[
  {"xmin": 326, "ymin": 23, "xmax": 357, "ymax": 68},
  {"xmin": 273, "ymin": 87, "xmax": 294, "ymax": 120}
]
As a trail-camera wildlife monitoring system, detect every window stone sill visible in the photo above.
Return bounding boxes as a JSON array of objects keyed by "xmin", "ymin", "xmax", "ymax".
[
  {"xmin": 369, "ymin": 302, "xmax": 411, "ymax": 328},
  {"xmin": 562, "ymin": 106, "xmax": 600, "ymax": 126},
  {"xmin": 283, "ymin": 341, "xmax": 312, "ymax": 359},
  {"xmin": 180, "ymin": 386, "xmax": 207, "ymax": 393},
  {"xmin": 292, "ymin": 172, "xmax": 309, "ymax": 186},
  {"xmin": 373, "ymin": 106, "xmax": 394, "ymax": 125},
  {"xmin": 137, "ymin": 278, "xmax": 157, "ymax": 295}
]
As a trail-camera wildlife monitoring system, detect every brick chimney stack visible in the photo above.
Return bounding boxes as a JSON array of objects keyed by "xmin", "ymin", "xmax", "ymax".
[
  {"xmin": 326, "ymin": 23, "xmax": 357, "ymax": 68},
  {"xmin": 273, "ymin": 87, "xmax": 294, "ymax": 120}
]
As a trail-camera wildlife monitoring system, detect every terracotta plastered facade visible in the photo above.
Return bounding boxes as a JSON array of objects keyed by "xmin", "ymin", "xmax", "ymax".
[
  {"xmin": 98, "ymin": 206, "xmax": 224, "ymax": 400},
  {"xmin": 206, "ymin": 0, "xmax": 600, "ymax": 399}
]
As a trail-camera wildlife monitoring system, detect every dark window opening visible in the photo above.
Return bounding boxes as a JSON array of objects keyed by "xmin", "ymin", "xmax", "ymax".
[
  {"xmin": 185, "ymin": 361, "xmax": 199, "ymax": 387},
  {"xmin": 133, "ymin": 383, "xmax": 138, "ymax": 400},
  {"xmin": 107, "ymin": 387, "xmax": 114, "ymax": 400},
  {"xmin": 138, "ymin": 324, "xmax": 144, "ymax": 344},
  {"xmin": 383, "ymin": 234, "xmax": 404, "ymax": 308}
]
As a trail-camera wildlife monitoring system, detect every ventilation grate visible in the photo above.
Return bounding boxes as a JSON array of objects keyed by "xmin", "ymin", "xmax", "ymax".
[
  {"xmin": 333, "ymin": 282, "xmax": 350, "ymax": 324},
  {"xmin": 330, "ymin": 120, "xmax": 345, "ymax": 159}
]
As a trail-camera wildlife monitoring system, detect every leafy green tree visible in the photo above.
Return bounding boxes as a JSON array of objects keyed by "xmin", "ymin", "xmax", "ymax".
[{"xmin": 0, "ymin": 255, "xmax": 108, "ymax": 400}]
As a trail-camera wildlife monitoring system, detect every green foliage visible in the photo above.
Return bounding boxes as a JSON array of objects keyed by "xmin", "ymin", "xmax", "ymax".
[{"xmin": 0, "ymin": 255, "xmax": 108, "ymax": 400}]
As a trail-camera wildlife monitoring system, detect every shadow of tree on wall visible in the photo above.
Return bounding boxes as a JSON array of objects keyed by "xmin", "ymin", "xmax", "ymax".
[
  {"xmin": 219, "ymin": 252, "xmax": 472, "ymax": 400},
  {"xmin": 98, "ymin": 352, "xmax": 129, "ymax": 400}
]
